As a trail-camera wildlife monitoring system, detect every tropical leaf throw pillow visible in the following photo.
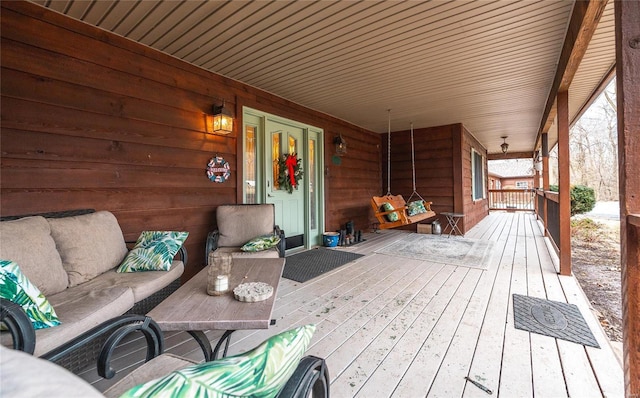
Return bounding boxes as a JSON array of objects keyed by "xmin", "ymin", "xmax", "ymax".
[
  {"xmin": 381, "ymin": 202, "xmax": 399, "ymax": 222},
  {"xmin": 120, "ymin": 324, "xmax": 316, "ymax": 398},
  {"xmin": 241, "ymin": 234, "xmax": 281, "ymax": 252},
  {"xmin": 407, "ymin": 200, "xmax": 427, "ymax": 216},
  {"xmin": 117, "ymin": 231, "xmax": 188, "ymax": 273},
  {"xmin": 0, "ymin": 259, "xmax": 61, "ymax": 329}
]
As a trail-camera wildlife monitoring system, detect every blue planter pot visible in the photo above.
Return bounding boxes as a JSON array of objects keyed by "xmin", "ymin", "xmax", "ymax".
[{"xmin": 323, "ymin": 232, "xmax": 340, "ymax": 247}]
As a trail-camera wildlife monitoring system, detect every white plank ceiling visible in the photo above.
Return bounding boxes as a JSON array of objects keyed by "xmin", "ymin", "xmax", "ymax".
[{"xmin": 32, "ymin": 0, "xmax": 616, "ymax": 156}]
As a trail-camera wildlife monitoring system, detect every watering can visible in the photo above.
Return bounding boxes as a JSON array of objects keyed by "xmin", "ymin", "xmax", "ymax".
[{"xmin": 431, "ymin": 220, "xmax": 442, "ymax": 235}]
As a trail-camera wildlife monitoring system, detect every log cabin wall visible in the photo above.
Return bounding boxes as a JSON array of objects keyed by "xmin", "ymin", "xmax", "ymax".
[
  {"xmin": 382, "ymin": 123, "xmax": 488, "ymax": 234},
  {"xmin": 0, "ymin": 1, "xmax": 381, "ymax": 279},
  {"xmin": 383, "ymin": 123, "xmax": 459, "ymax": 231},
  {"xmin": 461, "ymin": 126, "xmax": 490, "ymax": 232}
]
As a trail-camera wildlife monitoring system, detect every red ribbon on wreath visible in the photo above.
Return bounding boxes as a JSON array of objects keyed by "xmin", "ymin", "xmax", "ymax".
[{"xmin": 285, "ymin": 154, "xmax": 298, "ymax": 187}]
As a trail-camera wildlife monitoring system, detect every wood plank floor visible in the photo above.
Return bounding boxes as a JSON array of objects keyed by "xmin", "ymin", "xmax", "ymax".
[{"xmin": 80, "ymin": 212, "xmax": 624, "ymax": 397}]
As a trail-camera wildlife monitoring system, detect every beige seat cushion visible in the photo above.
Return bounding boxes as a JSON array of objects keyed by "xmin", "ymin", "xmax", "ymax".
[
  {"xmin": 216, "ymin": 204, "xmax": 276, "ymax": 248},
  {"xmin": 213, "ymin": 247, "xmax": 280, "ymax": 259},
  {"xmin": 0, "ymin": 216, "xmax": 68, "ymax": 295},
  {"xmin": 103, "ymin": 353, "xmax": 199, "ymax": 398},
  {"xmin": 48, "ymin": 211, "xmax": 128, "ymax": 287},
  {"xmin": 0, "ymin": 346, "xmax": 103, "ymax": 398},
  {"xmin": 89, "ymin": 261, "xmax": 184, "ymax": 303},
  {"xmin": 31, "ymin": 285, "xmax": 135, "ymax": 356}
]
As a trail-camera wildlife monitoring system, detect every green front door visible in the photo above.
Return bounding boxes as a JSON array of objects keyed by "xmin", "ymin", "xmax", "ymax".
[
  {"xmin": 265, "ymin": 119, "xmax": 306, "ymax": 249},
  {"xmin": 243, "ymin": 108, "xmax": 324, "ymax": 252}
]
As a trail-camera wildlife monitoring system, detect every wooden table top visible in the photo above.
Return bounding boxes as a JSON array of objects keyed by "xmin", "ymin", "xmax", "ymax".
[
  {"xmin": 147, "ymin": 257, "xmax": 285, "ymax": 331},
  {"xmin": 441, "ymin": 212, "xmax": 465, "ymax": 217}
]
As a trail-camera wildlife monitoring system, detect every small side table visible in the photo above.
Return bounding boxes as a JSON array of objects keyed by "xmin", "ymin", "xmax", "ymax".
[{"xmin": 441, "ymin": 212, "xmax": 464, "ymax": 237}]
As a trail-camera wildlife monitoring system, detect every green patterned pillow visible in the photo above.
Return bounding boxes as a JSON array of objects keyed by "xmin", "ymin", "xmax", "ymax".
[
  {"xmin": 381, "ymin": 202, "xmax": 399, "ymax": 222},
  {"xmin": 117, "ymin": 231, "xmax": 188, "ymax": 273},
  {"xmin": 0, "ymin": 259, "xmax": 61, "ymax": 329},
  {"xmin": 120, "ymin": 324, "xmax": 316, "ymax": 398},
  {"xmin": 407, "ymin": 200, "xmax": 427, "ymax": 216},
  {"xmin": 241, "ymin": 234, "xmax": 281, "ymax": 252}
]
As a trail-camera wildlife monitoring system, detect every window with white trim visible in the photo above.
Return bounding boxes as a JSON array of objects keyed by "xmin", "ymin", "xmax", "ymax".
[
  {"xmin": 471, "ymin": 149, "xmax": 485, "ymax": 200},
  {"xmin": 515, "ymin": 181, "xmax": 528, "ymax": 189}
]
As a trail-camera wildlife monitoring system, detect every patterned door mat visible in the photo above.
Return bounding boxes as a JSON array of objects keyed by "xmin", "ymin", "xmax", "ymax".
[{"xmin": 512, "ymin": 294, "xmax": 600, "ymax": 348}]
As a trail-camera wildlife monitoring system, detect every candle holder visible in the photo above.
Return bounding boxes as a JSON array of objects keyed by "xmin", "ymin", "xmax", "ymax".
[{"xmin": 207, "ymin": 252, "xmax": 233, "ymax": 296}]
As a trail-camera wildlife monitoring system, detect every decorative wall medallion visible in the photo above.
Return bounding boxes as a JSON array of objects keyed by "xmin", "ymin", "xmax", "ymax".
[{"xmin": 206, "ymin": 156, "xmax": 230, "ymax": 183}]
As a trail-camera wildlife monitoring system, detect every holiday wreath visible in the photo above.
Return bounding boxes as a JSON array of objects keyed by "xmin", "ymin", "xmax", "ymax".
[{"xmin": 278, "ymin": 153, "xmax": 304, "ymax": 193}]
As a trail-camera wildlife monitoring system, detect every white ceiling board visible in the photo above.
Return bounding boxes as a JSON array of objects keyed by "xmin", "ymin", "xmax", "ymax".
[{"xmin": 28, "ymin": 0, "xmax": 615, "ymax": 156}]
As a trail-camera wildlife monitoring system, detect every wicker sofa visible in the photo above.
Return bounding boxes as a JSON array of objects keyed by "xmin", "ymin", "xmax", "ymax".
[{"xmin": 0, "ymin": 209, "xmax": 186, "ymax": 372}]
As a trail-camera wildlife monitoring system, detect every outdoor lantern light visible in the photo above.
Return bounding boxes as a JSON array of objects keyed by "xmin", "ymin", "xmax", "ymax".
[
  {"xmin": 501, "ymin": 136, "xmax": 509, "ymax": 154},
  {"xmin": 205, "ymin": 101, "xmax": 233, "ymax": 135},
  {"xmin": 334, "ymin": 134, "xmax": 347, "ymax": 156}
]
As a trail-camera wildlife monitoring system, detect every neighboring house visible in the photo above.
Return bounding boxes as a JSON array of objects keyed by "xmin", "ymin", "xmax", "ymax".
[{"xmin": 488, "ymin": 159, "xmax": 535, "ymax": 190}]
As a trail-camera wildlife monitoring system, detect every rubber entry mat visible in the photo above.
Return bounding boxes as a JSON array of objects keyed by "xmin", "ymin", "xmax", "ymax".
[
  {"xmin": 283, "ymin": 248, "xmax": 364, "ymax": 283},
  {"xmin": 512, "ymin": 294, "xmax": 600, "ymax": 348}
]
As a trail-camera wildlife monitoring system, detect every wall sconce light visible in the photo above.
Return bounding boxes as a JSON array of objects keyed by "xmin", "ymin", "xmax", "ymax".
[
  {"xmin": 205, "ymin": 101, "xmax": 233, "ymax": 135},
  {"xmin": 334, "ymin": 134, "xmax": 347, "ymax": 156},
  {"xmin": 501, "ymin": 136, "xmax": 509, "ymax": 154}
]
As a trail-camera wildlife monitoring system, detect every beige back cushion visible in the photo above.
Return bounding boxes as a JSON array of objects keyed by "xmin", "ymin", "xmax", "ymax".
[
  {"xmin": 0, "ymin": 346, "xmax": 104, "ymax": 398},
  {"xmin": 216, "ymin": 204, "xmax": 275, "ymax": 247},
  {"xmin": 48, "ymin": 211, "xmax": 128, "ymax": 287},
  {"xmin": 0, "ymin": 216, "xmax": 68, "ymax": 295}
]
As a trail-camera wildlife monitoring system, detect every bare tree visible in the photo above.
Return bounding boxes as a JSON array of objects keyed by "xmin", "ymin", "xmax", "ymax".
[
  {"xmin": 548, "ymin": 78, "xmax": 617, "ymax": 201},
  {"xmin": 568, "ymin": 78, "xmax": 618, "ymax": 201}
]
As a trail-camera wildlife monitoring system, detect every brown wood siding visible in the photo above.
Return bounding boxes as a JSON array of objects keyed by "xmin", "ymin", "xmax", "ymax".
[
  {"xmin": 0, "ymin": 2, "xmax": 381, "ymax": 279},
  {"xmin": 382, "ymin": 124, "xmax": 459, "ymax": 231},
  {"xmin": 461, "ymin": 126, "xmax": 490, "ymax": 232}
]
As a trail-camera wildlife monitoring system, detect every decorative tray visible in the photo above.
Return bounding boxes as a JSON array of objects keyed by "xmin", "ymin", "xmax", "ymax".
[{"xmin": 233, "ymin": 282, "xmax": 274, "ymax": 302}]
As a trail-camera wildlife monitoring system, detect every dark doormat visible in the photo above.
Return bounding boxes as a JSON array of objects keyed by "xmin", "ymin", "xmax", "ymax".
[
  {"xmin": 283, "ymin": 248, "xmax": 364, "ymax": 283},
  {"xmin": 512, "ymin": 294, "xmax": 600, "ymax": 348}
]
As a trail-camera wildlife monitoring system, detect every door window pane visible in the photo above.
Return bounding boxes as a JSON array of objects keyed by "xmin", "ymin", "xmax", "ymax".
[
  {"xmin": 245, "ymin": 126, "xmax": 256, "ymax": 203},
  {"xmin": 309, "ymin": 138, "xmax": 316, "ymax": 229},
  {"xmin": 288, "ymin": 135, "xmax": 297, "ymax": 154},
  {"xmin": 272, "ymin": 132, "xmax": 281, "ymax": 190}
]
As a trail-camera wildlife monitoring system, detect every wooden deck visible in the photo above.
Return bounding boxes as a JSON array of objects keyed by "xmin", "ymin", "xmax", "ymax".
[{"xmin": 81, "ymin": 212, "xmax": 624, "ymax": 397}]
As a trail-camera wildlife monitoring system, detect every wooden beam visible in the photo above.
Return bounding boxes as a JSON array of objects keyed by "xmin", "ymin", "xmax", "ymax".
[
  {"xmin": 452, "ymin": 124, "xmax": 463, "ymax": 214},
  {"xmin": 542, "ymin": 133, "xmax": 550, "ymax": 238},
  {"xmin": 557, "ymin": 91, "xmax": 571, "ymax": 276},
  {"xmin": 535, "ymin": 0, "xmax": 609, "ymax": 150},
  {"xmin": 615, "ymin": 0, "xmax": 640, "ymax": 395},
  {"xmin": 541, "ymin": 133, "xmax": 550, "ymax": 191},
  {"xmin": 486, "ymin": 151, "xmax": 535, "ymax": 161}
]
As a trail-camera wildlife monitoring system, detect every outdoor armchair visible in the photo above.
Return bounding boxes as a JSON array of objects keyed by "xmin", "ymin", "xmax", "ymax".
[{"xmin": 206, "ymin": 204, "xmax": 286, "ymax": 258}]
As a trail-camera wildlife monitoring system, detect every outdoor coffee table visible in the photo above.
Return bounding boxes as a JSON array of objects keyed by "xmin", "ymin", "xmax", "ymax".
[{"xmin": 147, "ymin": 257, "xmax": 285, "ymax": 361}]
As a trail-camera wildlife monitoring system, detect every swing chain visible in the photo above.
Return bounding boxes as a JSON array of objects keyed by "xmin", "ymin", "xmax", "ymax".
[
  {"xmin": 386, "ymin": 109, "xmax": 392, "ymax": 196},
  {"xmin": 407, "ymin": 122, "xmax": 425, "ymax": 204},
  {"xmin": 385, "ymin": 112, "xmax": 425, "ymax": 203}
]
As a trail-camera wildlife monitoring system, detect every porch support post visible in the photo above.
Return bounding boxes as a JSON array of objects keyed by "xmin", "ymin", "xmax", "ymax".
[
  {"xmin": 557, "ymin": 91, "xmax": 571, "ymax": 276},
  {"xmin": 615, "ymin": 0, "xmax": 640, "ymax": 394},
  {"xmin": 542, "ymin": 134, "xmax": 550, "ymax": 191},
  {"xmin": 542, "ymin": 133, "xmax": 550, "ymax": 234}
]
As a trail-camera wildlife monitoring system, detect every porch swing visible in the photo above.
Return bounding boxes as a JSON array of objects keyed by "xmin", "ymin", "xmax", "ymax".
[{"xmin": 371, "ymin": 111, "xmax": 436, "ymax": 229}]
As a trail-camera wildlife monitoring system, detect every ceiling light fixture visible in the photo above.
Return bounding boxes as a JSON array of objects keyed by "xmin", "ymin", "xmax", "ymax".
[{"xmin": 501, "ymin": 136, "xmax": 509, "ymax": 154}]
